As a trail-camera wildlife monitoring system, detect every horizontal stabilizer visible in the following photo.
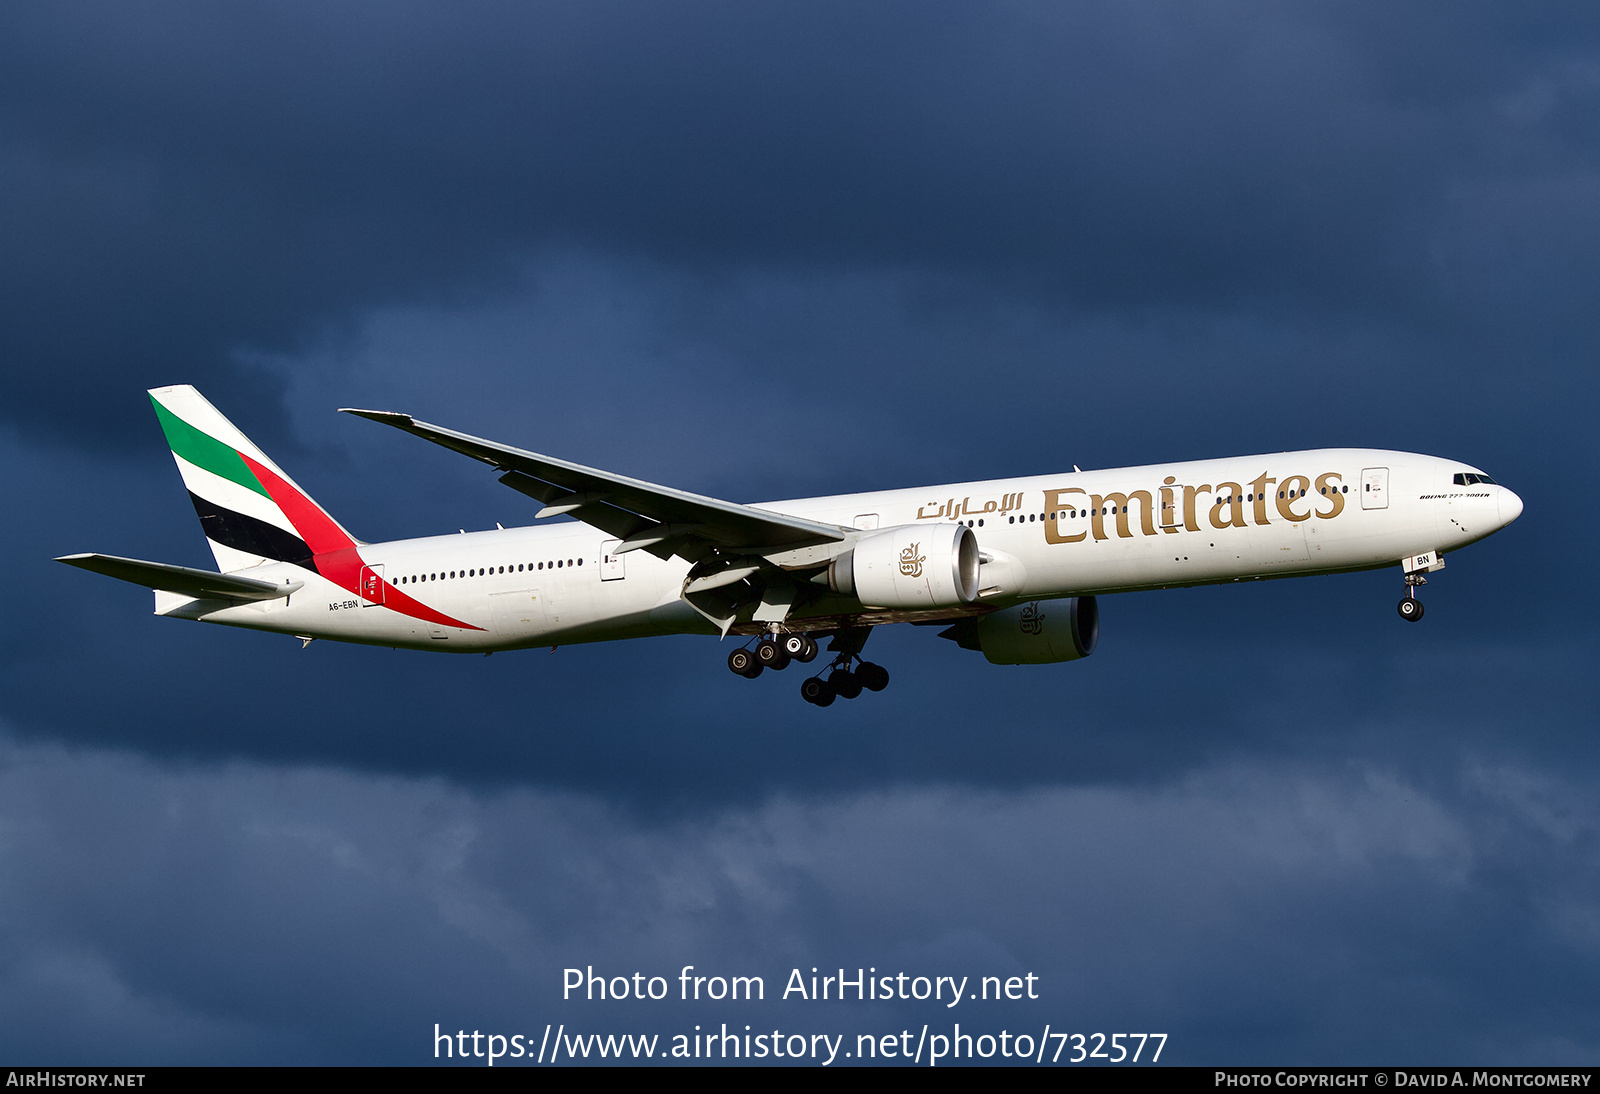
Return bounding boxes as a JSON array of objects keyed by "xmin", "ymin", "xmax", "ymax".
[{"xmin": 55, "ymin": 553, "xmax": 302, "ymax": 602}]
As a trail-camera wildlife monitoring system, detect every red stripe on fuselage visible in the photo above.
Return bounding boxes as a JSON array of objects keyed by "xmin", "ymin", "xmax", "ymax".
[{"xmin": 241, "ymin": 455, "xmax": 483, "ymax": 632}]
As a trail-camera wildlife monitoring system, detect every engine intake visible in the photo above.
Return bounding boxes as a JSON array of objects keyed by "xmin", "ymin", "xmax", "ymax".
[{"xmin": 830, "ymin": 523, "xmax": 980, "ymax": 610}]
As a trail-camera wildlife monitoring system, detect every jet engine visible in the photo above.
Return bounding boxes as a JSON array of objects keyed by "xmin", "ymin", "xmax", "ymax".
[
  {"xmin": 940, "ymin": 596, "xmax": 1099, "ymax": 664},
  {"xmin": 829, "ymin": 523, "xmax": 980, "ymax": 610}
]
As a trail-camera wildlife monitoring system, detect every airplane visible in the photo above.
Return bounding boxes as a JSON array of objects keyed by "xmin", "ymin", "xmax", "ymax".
[{"xmin": 58, "ymin": 386, "xmax": 1524, "ymax": 706}]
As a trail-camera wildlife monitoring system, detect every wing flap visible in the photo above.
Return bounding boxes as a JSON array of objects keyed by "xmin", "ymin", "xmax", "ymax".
[{"xmin": 56, "ymin": 553, "xmax": 302, "ymax": 602}]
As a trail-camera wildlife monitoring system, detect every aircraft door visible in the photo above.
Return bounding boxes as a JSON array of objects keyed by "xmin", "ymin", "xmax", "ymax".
[
  {"xmin": 1361, "ymin": 467, "xmax": 1389, "ymax": 510},
  {"xmin": 601, "ymin": 540, "xmax": 625, "ymax": 581},
  {"xmin": 359, "ymin": 564, "xmax": 385, "ymax": 605},
  {"xmin": 1159, "ymin": 486, "xmax": 1182, "ymax": 530},
  {"xmin": 490, "ymin": 589, "xmax": 544, "ymax": 638}
]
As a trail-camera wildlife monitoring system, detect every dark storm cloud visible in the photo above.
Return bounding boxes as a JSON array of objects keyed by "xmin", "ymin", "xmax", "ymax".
[
  {"xmin": 4, "ymin": 2, "xmax": 1599, "ymax": 444},
  {"xmin": 4, "ymin": 733, "xmax": 1598, "ymax": 1064}
]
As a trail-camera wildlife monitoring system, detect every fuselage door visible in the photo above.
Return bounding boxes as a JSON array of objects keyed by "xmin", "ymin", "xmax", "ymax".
[
  {"xmin": 600, "ymin": 541, "xmax": 625, "ymax": 581},
  {"xmin": 490, "ymin": 589, "xmax": 543, "ymax": 638},
  {"xmin": 854, "ymin": 514, "xmax": 880, "ymax": 530},
  {"xmin": 1160, "ymin": 486, "xmax": 1182, "ymax": 529},
  {"xmin": 1361, "ymin": 467, "xmax": 1389, "ymax": 510},
  {"xmin": 359, "ymin": 563, "xmax": 385, "ymax": 605}
]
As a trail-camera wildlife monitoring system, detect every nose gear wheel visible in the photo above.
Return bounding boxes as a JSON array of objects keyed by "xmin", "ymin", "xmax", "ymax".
[{"xmin": 1398, "ymin": 571, "xmax": 1428, "ymax": 623}]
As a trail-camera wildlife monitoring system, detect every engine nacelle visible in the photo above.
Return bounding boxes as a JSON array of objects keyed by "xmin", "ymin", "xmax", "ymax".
[
  {"xmin": 948, "ymin": 596, "xmax": 1099, "ymax": 664},
  {"xmin": 830, "ymin": 523, "xmax": 980, "ymax": 610}
]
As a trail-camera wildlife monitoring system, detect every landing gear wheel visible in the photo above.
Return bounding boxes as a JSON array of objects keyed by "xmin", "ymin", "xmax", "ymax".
[
  {"xmin": 756, "ymin": 639, "xmax": 791, "ymax": 670},
  {"xmin": 829, "ymin": 668, "xmax": 863, "ymax": 699},
  {"xmin": 1397, "ymin": 597, "xmax": 1425, "ymax": 622},
  {"xmin": 728, "ymin": 647, "xmax": 758, "ymax": 676},
  {"xmin": 856, "ymin": 662, "xmax": 890, "ymax": 692},
  {"xmin": 800, "ymin": 676, "xmax": 835, "ymax": 706},
  {"xmin": 782, "ymin": 634, "xmax": 816, "ymax": 662}
]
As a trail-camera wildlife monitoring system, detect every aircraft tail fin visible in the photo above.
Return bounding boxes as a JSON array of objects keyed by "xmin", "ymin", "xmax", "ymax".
[{"xmin": 147, "ymin": 385, "xmax": 361, "ymax": 573}]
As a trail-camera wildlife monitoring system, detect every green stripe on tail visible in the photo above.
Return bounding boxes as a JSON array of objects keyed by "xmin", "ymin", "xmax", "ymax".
[{"xmin": 149, "ymin": 395, "xmax": 271, "ymax": 499}]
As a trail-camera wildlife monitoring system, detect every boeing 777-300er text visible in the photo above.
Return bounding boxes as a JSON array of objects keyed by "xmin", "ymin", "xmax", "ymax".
[{"xmin": 59, "ymin": 386, "xmax": 1524, "ymax": 706}]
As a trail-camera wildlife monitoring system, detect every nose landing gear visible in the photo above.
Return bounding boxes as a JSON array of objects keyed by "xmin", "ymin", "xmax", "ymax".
[
  {"xmin": 1397, "ymin": 586, "xmax": 1425, "ymax": 622},
  {"xmin": 1397, "ymin": 551, "xmax": 1443, "ymax": 623}
]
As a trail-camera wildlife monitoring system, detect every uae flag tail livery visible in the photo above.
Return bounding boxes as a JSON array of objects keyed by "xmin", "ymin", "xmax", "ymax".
[
  {"xmin": 148, "ymin": 385, "xmax": 361, "ymax": 574},
  {"xmin": 57, "ymin": 386, "xmax": 448, "ymax": 626}
]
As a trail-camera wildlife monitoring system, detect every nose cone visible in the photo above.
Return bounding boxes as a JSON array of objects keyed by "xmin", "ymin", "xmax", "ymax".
[{"xmin": 1499, "ymin": 487, "xmax": 1524, "ymax": 527}]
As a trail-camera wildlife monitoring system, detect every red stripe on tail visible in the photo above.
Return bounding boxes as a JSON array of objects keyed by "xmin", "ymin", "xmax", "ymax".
[{"xmin": 241, "ymin": 454, "xmax": 482, "ymax": 632}]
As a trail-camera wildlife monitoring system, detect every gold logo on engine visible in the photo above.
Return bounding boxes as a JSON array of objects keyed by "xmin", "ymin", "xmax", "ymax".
[
  {"xmin": 899, "ymin": 543, "xmax": 925, "ymax": 577},
  {"xmin": 1019, "ymin": 602, "xmax": 1044, "ymax": 634}
]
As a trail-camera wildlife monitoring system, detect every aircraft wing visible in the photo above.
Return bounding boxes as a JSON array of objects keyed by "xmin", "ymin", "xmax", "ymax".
[
  {"xmin": 339, "ymin": 410, "xmax": 848, "ymax": 561},
  {"xmin": 55, "ymin": 553, "xmax": 302, "ymax": 601}
]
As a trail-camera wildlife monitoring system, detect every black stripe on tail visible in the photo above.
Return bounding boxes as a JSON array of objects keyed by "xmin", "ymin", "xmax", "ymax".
[{"xmin": 188, "ymin": 492, "xmax": 317, "ymax": 572}]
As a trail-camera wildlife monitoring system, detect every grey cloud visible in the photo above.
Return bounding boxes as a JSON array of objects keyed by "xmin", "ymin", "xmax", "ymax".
[{"xmin": 2, "ymin": 733, "xmax": 1597, "ymax": 1063}]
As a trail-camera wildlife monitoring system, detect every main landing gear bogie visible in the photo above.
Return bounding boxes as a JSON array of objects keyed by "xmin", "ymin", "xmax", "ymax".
[
  {"xmin": 800, "ymin": 676, "xmax": 835, "ymax": 707},
  {"xmin": 755, "ymin": 640, "xmax": 790, "ymax": 670},
  {"xmin": 780, "ymin": 633, "xmax": 817, "ymax": 661},
  {"xmin": 805, "ymin": 660, "xmax": 888, "ymax": 706},
  {"xmin": 725, "ymin": 629, "xmax": 888, "ymax": 706},
  {"xmin": 730, "ymin": 634, "xmax": 819, "ymax": 677}
]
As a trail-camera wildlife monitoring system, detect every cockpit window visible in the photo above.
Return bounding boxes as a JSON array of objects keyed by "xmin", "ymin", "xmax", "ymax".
[{"xmin": 1453, "ymin": 472, "xmax": 1499, "ymax": 486}]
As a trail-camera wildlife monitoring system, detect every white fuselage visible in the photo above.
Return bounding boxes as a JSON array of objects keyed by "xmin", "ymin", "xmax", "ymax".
[{"xmin": 159, "ymin": 449, "xmax": 1521, "ymax": 652}]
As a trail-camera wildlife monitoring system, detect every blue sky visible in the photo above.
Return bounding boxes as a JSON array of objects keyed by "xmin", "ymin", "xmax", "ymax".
[{"xmin": 1, "ymin": 1, "xmax": 1595, "ymax": 1065}]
